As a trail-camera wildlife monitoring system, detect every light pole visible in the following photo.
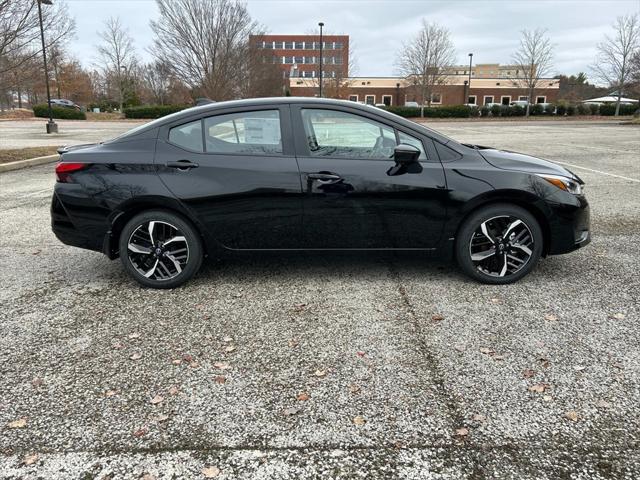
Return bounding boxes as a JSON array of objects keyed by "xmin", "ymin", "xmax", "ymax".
[
  {"xmin": 37, "ymin": 0, "xmax": 57, "ymax": 134},
  {"xmin": 467, "ymin": 53, "xmax": 473, "ymax": 104},
  {"xmin": 318, "ymin": 22, "xmax": 324, "ymax": 97},
  {"xmin": 396, "ymin": 82, "xmax": 400, "ymax": 106}
]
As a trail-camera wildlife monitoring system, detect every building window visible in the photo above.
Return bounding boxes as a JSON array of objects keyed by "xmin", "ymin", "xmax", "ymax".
[
  {"xmin": 382, "ymin": 95, "xmax": 392, "ymax": 106},
  {"xmin": 274, "ymin": 41, "xmax": 283, "ymax": 49},
  {"xmin": 334, "ymin": 42, "xmax": 343, "ymax": 50},
  {"xmin": 483, "ymin": 96, "xmax": 494, "ymax": 105},
  {"xmin": 467, "ymin": 95, "xmax": 476, "ymax": 105},
  {"xmin": 365, "ymin": 95, "xmax": 375, "ymax": 105},
  {"xmin": 519, "ymin": 96, "xmax": 528, "ymax": 101},
  {"xmin": 294, "ymin": 56, "xmax": 304, "ymax": 64},
  {"xmin": 536, "ymin": 96, "xmax": 546, "ymax": 103},
  {"xmin": 431, "ymin": 93, "xmax": 442, "ymax": 104},
  {"xmin": 349, "ymin": 95, "xmax": 358, "ymax": 102},
  {"xmin": 501, "ymin": 96, "xmax": 511, "ymax": 105},
  {"xmin": 284, "ymin": 41, "xmax": 293, "ymax": 49},
  {"xmin": 295, "ymin": 41, "xmax": 304, "ymax": 49}
]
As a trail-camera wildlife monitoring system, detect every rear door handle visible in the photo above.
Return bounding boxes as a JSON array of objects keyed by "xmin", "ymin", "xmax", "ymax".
[
  {"xmin": 308, "ymin": 173, "xmax": 341, "ymax": 182},
  {"xmin": 167, "ymin": 160, "xmax": 199, "ymax": 170}
]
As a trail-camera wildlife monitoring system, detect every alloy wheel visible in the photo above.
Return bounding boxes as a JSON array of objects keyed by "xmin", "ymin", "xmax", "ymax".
[
  {"xmin": 469, "ymin": 215, "xmax": 534, "ymax": 277},
  {"xmin": 127, "ymin": 220, "xmax": 189, "ymax": 281}
]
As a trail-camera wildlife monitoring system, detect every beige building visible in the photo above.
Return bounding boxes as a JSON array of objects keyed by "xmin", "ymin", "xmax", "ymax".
[{"xmin": 289, "ymin": 69, "xmax": 560, "ymax": 107}]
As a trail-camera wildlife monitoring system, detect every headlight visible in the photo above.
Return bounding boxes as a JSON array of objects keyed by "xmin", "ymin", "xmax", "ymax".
[{"xmin": 537, "ymin": 174, "xmax": 584, "ymax": 195}]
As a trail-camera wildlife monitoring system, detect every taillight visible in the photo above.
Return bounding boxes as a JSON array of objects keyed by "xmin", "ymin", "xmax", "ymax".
[{"xmin": 55, "ymin": 162, "xmax": 89, "ymax": 182}]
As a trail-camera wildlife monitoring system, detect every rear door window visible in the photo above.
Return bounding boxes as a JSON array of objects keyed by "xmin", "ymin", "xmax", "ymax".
[
  {"xmin": 168, "ymin": 120, "xmax": 203, "ymax": 152},
  {"xmin": 204, "ymin": 110, "xmax": 282, "ymax": 155}
]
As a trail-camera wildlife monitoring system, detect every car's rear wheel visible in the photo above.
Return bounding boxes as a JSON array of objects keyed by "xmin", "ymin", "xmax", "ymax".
[
  {"xmin": 456, "ymin": 204, "xmax": 543, "ymax": 284},
  {"xmin": 119, "ymin": 210, "xmax": 203, "ymax": 289}
]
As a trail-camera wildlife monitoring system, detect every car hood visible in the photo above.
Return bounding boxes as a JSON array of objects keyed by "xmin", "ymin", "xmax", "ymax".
[{"xmin": 470, "ymin": 145, "xmax": 581, "ymax": 181}]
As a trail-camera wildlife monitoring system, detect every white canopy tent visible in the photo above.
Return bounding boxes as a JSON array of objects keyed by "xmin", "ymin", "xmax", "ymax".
[{"xmin": 582, "ymin": 96, "xmax": 639, "ymax": 105}]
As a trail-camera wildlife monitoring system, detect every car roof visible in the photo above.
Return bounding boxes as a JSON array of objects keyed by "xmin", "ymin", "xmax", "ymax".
[{"xmin": 113, "ymin": 97, "xmax": 455, "ymax": 145}]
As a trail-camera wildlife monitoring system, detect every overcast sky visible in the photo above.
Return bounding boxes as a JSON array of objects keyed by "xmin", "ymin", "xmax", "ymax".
[{"xmin": 64, "ymin": 0, "xmax": 639, "ymax": 80}]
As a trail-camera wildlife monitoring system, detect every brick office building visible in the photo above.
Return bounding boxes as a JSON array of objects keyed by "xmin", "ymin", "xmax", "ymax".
[
  {"xmin": 289, "ymin": 63, "xmax": 559, "ymax": 106},
  {"xmin": 250, "ymin": 34, "xmax": 349, "ymax": 80}
]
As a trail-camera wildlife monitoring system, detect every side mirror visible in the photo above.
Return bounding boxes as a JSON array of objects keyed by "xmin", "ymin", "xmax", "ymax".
[{"xmin": 393, "ymin": 144, "xmax": 420, "ymax": 164}]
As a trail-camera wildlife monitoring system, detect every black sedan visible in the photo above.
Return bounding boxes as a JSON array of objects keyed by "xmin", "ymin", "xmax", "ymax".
[{"xmin": 51, "ymin": 98, "xmax": 590, "ymax": 288}]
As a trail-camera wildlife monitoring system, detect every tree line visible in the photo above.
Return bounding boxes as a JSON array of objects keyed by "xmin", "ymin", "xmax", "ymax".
[
  {"xmin": 396, "ymin": 15, "xmax": 639, "ymax": 117},
  {"xmin": 1, "ymin": 0, "xmax": 639, "ymax": 116}
]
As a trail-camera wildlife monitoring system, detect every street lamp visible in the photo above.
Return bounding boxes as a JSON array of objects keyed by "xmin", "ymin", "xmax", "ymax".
[
  {"xmin": 37, "ymin": 0, "xmax": 57, "ymax": 134},
  {"xmin": 318, "ymin": 22, "xmax": 324, "ymax": 97},
  {"xmin": 463, "ymin": 80, "xmax": 468, "ymax": 104},
  {"xmin": 467, "ymin": 53, "xmax": 473, "ymax": 104}
]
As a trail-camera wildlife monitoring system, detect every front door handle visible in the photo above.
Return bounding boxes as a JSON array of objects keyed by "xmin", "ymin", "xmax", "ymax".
[
  {"xmin": 308, "ymin": 172, "xmax": 341, "ymax": 182},
  {"xmin": 167, "ymin": 160, "xmax": 199, "ymax": 170}
]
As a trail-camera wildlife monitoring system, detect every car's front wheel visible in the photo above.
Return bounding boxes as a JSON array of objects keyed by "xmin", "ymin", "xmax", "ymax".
[
  {"xmin": 119, "ymin": 210, "xmax": 203, "ymax": 289},
  {"xmin": 456, "ymin": 204, "xmax": 543, "ymax": 284}
]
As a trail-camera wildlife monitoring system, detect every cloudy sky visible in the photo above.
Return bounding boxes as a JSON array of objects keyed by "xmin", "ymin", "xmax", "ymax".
[{"xmin": 64, "ymin": 0, "xmax": 639, "ymax": 80}]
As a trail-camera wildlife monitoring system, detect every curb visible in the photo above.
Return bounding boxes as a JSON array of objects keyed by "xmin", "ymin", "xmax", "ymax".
[{"xmin": 0, "ymin": 154, "xmax": 58, "ymax": 173}]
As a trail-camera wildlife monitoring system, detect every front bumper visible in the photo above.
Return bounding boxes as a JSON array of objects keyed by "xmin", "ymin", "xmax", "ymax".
[{"xmin": 547, "ymin": 194, "xmax": 591, "ymax": 255}]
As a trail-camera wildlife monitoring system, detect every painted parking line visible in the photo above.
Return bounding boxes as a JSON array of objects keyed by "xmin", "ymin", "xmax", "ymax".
[
  {"xmin": 552, "ymin": 160, "xmax": 640, "ymax": 183},
  {"xmin": 556, "ymin": 142, "xmax": 640, "ymax": 155}
]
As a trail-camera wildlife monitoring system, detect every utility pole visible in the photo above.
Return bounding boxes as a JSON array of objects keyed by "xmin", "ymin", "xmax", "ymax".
[
  {"xmin": 318, "ymin": 22, "xmax": 324, "ymax": 97},
  {"xmin": 37, "ymin": 0, "xmax": 58, "ymax": 133}
]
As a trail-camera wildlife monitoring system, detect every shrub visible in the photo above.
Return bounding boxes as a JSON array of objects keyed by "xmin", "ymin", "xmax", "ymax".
[
  {"xmin": 386, "ymin": 105, "xmax": 472, "ymax": 118},
  {"xmin": 32, "ymin": 104, "xmax": 86, "ymax": 120},
  {"xmin": 576, "ymin": 103, "xmax": 590, "ymax": 115},
  {"xmin": 480, "ymin": 106, "xmax": 490, "ymax": 117},
  {"xmin": 530, "ymin": 103, "xmax": 544, "ymax": 115},
  {"xmin": 589, "ymin": 103, "xmax": 599, "ymax": 115},
  {"xmin": 509, "ymin": 105, "xmax": 526, "ymax": 116},
  {"xmin": 556, "ymin": 104, "xmax": 567, "ymax": 116},
  {"xmin": 123, "ymin": 105, "xmax": 188, "ymax": 119},
  {"xmin": 544, "ymin": 103, "xmax": 556, "ymax": 115},
  {"xmin": 599, "ymin": 103, "xmax": 638, "ymax": 116},
  {"xmin": 490, "ymin": 104, "xmax": 501, "ymax": 117},
  {"xmin": 566, "ymin": 104, "xmax": 576, "ymax": 116},
  {"xmin": 469, "ymin": 105, "xmax": 480, "ymax": 117}
]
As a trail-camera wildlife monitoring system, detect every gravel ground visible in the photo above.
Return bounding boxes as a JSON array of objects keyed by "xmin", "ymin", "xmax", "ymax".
[{"xmin": 0, "ymin": 122, "xmax": 639, "ymax": 479}]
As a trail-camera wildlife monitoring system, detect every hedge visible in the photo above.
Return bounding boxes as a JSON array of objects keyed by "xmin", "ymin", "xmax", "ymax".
[
  {"xmin": 32, "ymin": 104, "xmax": 86, "ymax": 120},
  {"xmin": 123, "ymin": 105, "xmax": 188, "ymax": 119},
  {"xmin": 598, "ymin": 103, "xmax": 639, "ymax": 116},
  {"xmin": 385, "ymin": 105, "xmax": 472, "ymax": 118}
]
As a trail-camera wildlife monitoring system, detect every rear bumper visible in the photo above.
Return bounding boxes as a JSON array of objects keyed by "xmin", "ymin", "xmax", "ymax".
[{"xmin": 50, "ymin": 191, "xmax": 104, "ymax": 253}]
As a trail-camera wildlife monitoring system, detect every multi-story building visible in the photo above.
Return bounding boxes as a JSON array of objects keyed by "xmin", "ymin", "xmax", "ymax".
[
  {"xmin": 289, "ymin": 65, "xmax": 559, "ymax": 106},
  {"xmin": 250, "ymin": 34, "xmax": 349, "ymax": 79}
]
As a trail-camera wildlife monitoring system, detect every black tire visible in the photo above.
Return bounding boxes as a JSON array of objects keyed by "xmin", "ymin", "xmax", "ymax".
[
  {"xmin": 119, "ymin": 210, "xmax": 203, "ymax": 289},
  {"xmin": 455, "ymin": 204, "xmax": 543, "ymax": 284}
]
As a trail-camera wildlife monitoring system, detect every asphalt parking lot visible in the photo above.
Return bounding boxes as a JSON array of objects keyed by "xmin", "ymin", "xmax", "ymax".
[{"xmin": 1, "ymin": 121, "xmax": 639, "ymax": 479}]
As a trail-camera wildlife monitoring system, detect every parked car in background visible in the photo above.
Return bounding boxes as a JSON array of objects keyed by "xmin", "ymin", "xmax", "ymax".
[
  {"xmin": 404, "ymin": 101, "xmax": 420, "ymax": 108},
  {"xmin": 50, "ymin": 99, "xmax": 81, "ymax": 110},
  {"xmin": 51, "ymin": 97, "xmax": 590, "ymax": 288},
  {"xmin": 509, "ymin": 100, "xmax": 530, "ymax": 108}
]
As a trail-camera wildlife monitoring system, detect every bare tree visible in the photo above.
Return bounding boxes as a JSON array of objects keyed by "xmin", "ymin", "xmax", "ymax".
[
  {"xmin": 591, "ymin": 14, "xmax": 640, "ymax": 116},
  {"xmin": 238, "ymin": 44, "xmax": 284, "ymax": 98},
  {"xmin": 395, "ymin": 20, "xmax": 456, "ymax": 116},
  {"xmin": 0, "ymin": 0, "xmax": 74, "ymax": 73},
  {"xmin": 141, "ymin": 60, "xmax": 173, "ymax": 104},
  {"xmin": 511, "ymin": 28, "xmax": 554, "ymax": 117},
  {"xmin": 150, "ymin": 0, "xmax": 260, "ymax": 100},
  {"xmin": 95, "ymin": 16, "xmax": 137, "ymax": 112}
]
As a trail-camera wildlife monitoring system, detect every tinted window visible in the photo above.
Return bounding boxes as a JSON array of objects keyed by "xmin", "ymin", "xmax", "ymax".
[
  {"xmin": 398, "ymin": 131, "xmax": 426, "ymax": 159},
  {"xmin": 204, "ymin": 110, "xmax": 282, "ymax": 155},
  {"xmin": 301, "ymin": 109, "xmax": 396, "ymax": 159},
  {"xmin": 435, "ymin": 141, "xmax": 461, "ymax": 162},
  {"xmin": 169, "ymin": 120, "xmax": 203, "ymax": 152}
]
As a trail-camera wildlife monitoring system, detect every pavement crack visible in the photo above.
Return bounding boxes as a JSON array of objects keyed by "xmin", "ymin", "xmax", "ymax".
[{"xmin": 386, "ymin": 257, "xmax": 467, "ymax": 433}]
